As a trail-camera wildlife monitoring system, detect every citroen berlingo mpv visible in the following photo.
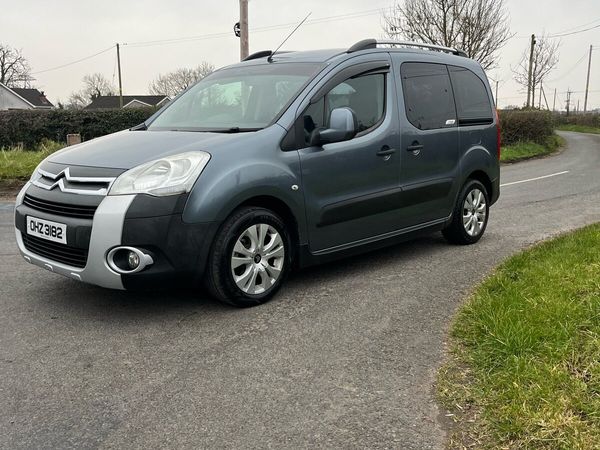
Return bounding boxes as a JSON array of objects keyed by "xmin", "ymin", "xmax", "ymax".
[{"xmin": 15, "ymin": 39, "xmax": 500, "ymax": 307}]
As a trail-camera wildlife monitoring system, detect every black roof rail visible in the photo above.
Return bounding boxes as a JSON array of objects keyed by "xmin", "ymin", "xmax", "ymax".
[
  {"xmin": 243, "ymin": 50, "xmax": 273, "ymax": 61},
  {"xmin": 347, "ymin": 39, "xmax": 467, "ymax": 57},
  {"xmin": 347, "ymin": 39, "xmax": 378, "ymax": 53}
]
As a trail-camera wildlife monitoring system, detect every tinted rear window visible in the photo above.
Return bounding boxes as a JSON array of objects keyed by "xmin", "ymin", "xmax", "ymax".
[
  {"xmin": 400, "ymin": 63, "xmax": 456, "ymax": 130},
  {"xmin": 448, "ymin": 66, "xmax": 493, "ymax": 125}
]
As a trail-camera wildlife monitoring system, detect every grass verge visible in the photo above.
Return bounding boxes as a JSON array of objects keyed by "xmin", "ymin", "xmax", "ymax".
[
  {"xmin": 0, "ymin": 140, "xmax": 63, "ymax": 181},
  {"xmin": 438, "ymin": 223, "xmax": 600, "ymax": 449},
  {"xmin": 557, "ymin": 124, "xmax": 600, "ymax": 135},
  {"xmin": 501, "ymin": 134, "xmax": 564, "ymax": 163}
]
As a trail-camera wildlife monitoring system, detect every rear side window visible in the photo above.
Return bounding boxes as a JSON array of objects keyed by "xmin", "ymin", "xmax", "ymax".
[
  {"xmin": 400, "ymin": 63, "xmax": 456, "ymax": 130},
  {"xmin": 448, "ymin": 66, "xmax": 493, "ymax": 125}
]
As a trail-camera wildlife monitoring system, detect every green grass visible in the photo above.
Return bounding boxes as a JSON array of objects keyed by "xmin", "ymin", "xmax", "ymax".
[
  {"xmin": 501, "ymin": 134, "xmax": 564, "ymax": 163},
  {"xmin": 557, "ymin": 124, "xmax": 600, "ymax": 135},
  {"xmin": 438, "ymin": 224, "xmax": 600, "ymax": 449},
  {"xmin": 0, "ymin": 140, "xmax": 63, "ymax": 180}
]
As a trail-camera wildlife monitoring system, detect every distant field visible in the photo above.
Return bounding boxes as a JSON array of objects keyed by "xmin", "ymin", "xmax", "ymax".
[{"xmin": 557, "ymin": 124, "xmax": 600, "ymax": 135}]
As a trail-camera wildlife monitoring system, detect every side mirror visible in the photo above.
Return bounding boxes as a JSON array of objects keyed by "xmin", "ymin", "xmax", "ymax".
[{"xmin": 310, "ymin": 107, "xmax": 358, "ymax": 146}]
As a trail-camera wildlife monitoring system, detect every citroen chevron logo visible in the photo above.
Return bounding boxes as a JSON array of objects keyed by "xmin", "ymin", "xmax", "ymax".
[{"xmin": 32, "ymin": 167, "xmax": 116, "ymax": 196}]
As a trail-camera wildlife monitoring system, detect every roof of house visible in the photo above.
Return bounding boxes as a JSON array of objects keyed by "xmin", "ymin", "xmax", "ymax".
[
  {"xmin": 84, "ymin": 95, "xmax": 169, "ymax": 110},
  {"xmin": 4, "ymin": 86, "xmax": 54, "ymax": 108}
]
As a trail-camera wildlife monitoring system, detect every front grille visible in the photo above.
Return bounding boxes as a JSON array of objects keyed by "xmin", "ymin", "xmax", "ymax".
[
  {"xmin": 23, "ymin": 194, "xmax": 97, "ymax": 219},
  {"xmin": 22, "ymin": 234, "xmax": 88, "ymax": 268}
]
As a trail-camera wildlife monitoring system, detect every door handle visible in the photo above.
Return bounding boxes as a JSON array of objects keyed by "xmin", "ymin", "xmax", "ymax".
[
  {"xmin": 406, "ymin": 141, "xmax": 424, "ymax": 152},
  {"xmin": 376, "ymin": 146, "xmax": 396, "ymax": 157}
]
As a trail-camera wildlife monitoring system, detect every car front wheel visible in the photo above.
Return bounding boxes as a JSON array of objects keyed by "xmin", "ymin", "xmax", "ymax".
[{"xmin": 205, "ymin": 206, "xmax": 292, "ymax": 307}]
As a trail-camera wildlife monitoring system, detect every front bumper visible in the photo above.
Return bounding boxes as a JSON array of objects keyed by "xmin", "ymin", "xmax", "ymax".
[{"xmin": 14, "ymin": 183, "xmax": 217, "ymax": 290}]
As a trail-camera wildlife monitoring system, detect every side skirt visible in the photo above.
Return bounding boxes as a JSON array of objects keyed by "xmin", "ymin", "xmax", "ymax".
[{"xmin": 297, "ymin": 216, "xmax": 450, "ymax": 268}]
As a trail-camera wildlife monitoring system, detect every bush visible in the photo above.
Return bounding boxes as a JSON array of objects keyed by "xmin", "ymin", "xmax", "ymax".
[
  {"xmin": 0, "ymin": 108, "xmax": 156, "ymax": 149},
  {"xmin": 498, "ymin": 109, "xmax": 555, "ymax": 146}
]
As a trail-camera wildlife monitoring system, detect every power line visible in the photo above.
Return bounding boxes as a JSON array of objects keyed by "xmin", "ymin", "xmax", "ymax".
[
  {"xmin": 31, "ymin": 46, "xmax": 114, "ymax": 75},
  {"xmin": 548, "ymin": 22, "xmax": 600, "ymax": 38},
  {"xmin": 546, "ymin": 51, "xmax": 589, "ymax": 82},
  {"xmin": 513, "ymin": 17, "xmax": 600, "ymax": 39},
  {"xmin": 549, "ymin": 17, "xmax": 600, "ymax": 35},
  {"xmin": 123, "ymin": 8, "xmax": 383, "ymax": 49}
]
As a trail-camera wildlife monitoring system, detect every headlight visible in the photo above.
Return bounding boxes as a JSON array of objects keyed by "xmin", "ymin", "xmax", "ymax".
[{"xmin": 109, "ymin": 151, "xmax": 211, "ymax": 197}]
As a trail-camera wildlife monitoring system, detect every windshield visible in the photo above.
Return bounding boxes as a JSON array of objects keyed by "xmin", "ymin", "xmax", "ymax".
[{"xmin": 148, "ymin": 62, "xmax": 324, "ymax": 132}]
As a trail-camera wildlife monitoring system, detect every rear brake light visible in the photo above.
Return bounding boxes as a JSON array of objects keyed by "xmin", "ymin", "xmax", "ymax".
[{"xmin": 495, "ymin": 108, "xmax": 501, "ymax": 160}]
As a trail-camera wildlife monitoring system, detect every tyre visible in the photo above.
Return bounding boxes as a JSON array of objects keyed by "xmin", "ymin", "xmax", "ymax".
[
  {"xmin": 442, "ymin": 179, "xmax": 489, "ymax": 245},
  {"xmin": 204, "ymin": 207, "xmax": 292, "ymax": 307}
]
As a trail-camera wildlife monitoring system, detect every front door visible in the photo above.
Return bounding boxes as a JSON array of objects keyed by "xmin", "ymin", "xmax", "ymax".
[{"xmin": 298, "ymin": 63, "xmax": 402, "ymax": 252}]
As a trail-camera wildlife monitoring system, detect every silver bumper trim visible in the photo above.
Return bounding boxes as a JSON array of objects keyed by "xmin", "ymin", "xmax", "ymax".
[{"xmin": 15, "ymin": 186, "xmax": 136, "ymax": 290}]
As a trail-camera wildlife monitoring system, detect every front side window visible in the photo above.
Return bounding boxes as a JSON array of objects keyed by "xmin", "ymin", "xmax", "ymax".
[
  {"xmin": 148, "ymin": 63, "xmax": 323, "ymax": 131},
  {"xmin": 302, "ymin": 73, "xmax": 386, "ymax": 144},
  {"xmin": 400, "ymin": 62, "xmax": 456, "ymax": 130},
  {"xmin": 448, "ymin": 66, "xmax": 493, "ymax": 125}
]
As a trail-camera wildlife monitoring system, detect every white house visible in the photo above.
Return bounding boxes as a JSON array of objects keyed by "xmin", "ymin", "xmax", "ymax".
[{"xmin": 0, "ymin": 82, "xmax": 54, "ymax": 110}]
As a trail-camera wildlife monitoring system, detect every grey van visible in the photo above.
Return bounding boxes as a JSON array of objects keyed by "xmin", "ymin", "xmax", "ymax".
[{"xmin": 14, "ymin": 39, "xmax": 500, "ymax": 307}]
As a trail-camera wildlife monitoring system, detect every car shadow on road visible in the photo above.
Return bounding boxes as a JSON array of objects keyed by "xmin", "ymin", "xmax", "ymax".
[{"xmin": 36, "ymin": 233, "xmax": 451, "ymax": 321}]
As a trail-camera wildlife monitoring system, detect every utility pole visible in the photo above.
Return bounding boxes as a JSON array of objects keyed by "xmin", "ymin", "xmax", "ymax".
[
  {"xmin": 583, "ymin": 44, "xmax": 593, "ymax": 113},
  {"xmin": 541, "ymin": 85, "xmax": 550, "ymax": 110},
  {"xmin": 526, "ymin": 34, "xmax": 536, "ymax": 108},
  {"xmin": 239, "ymin": 0, "xmax": 249, "ymax": 61},
  {"xmin": 538, "ymin": 79, "xmax": 543, "ymax": 109},
  {"xmin": 116, "ymin": 43, "xmax": 123, "ymax": 108},
  {"xmin": 495, "ymin": 80, "xmax": 499, "ymax": 107},
  {"xmin": 566, "ymin": 89, "xmax": 572, "ymax": 116},
  {"xmin": 552, "ymin": 88, "xmax": 557, "ymax": 112}
]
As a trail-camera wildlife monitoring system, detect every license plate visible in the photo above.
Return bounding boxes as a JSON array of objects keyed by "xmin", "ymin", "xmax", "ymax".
[{"xmin": 26, "ymin": 216, "xmax": 67, "ymax": 244}]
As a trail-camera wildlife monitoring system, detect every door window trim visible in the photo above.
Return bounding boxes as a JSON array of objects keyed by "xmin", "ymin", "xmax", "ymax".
[{"xmin": 281, "ymin": 62, "xmax": 390, "ymax": 151}]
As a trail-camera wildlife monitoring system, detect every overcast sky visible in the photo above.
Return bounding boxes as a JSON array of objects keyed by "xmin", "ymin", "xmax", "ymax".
[{"xmin": 2, "ymin": 0, "xmax": 599, "ymax": 110}]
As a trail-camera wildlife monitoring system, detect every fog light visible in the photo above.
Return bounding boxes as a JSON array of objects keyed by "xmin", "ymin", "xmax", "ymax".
[
  {"xmin": 106, "ymin": 246, "xmax": 154, "ymax": 274},
  {"xmin": 127, "ymin": 251, "xmax": 140, "ymax": 269}
]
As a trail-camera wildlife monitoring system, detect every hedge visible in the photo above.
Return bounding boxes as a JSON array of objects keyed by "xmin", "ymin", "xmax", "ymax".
[
  {"xmin": 554, "ymin": 113, "xmax": 600, "ymax": 128},
  {"xmin": 0, "ymin": 107, "xmax": 559, "ymax": 150},
  {"xmin": 498, "ymin": 109, "xmax": 555, "ymax": 146},
  {"xmin": 0, "ymin": 108, "xmax": 156, "ymax": 149}
]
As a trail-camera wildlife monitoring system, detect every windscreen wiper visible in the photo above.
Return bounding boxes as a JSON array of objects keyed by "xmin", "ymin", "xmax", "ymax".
[{"xmin": 213, "ymin": 127, "xmax": 262, "ymax": 133}]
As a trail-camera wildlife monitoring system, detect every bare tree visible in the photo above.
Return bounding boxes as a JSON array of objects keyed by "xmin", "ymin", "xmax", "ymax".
[
  {"xmin": 82, "ymin": 73, "xmax": 115, "ymax": 99},
  {"xmin": 382, "ymin": 0, "xmax": 512, "ymax": 70},
  {"xmin": 149, "ymin": 62, "xmax": 214, "ymax": 98},
  {"xmin": 0, "ymin": 43, "xmax": 33, "ymax": 87},
  {"xmin": 512, "ymin": 35, "xmax": 560, "ymax": 108},
  {"xmin": 66, "ymin": 73, "xmax": 115, "ymax": 109}
]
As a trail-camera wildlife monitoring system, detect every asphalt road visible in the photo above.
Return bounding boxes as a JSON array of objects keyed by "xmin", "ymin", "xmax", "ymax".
[{"xmin": 1, "ymin": 131, "xmax": 599, "ymax": 449}]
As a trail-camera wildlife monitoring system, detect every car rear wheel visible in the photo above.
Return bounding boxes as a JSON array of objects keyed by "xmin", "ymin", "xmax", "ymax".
[
  {"xmin": 442, "ymin": 179, "xmax": 489, "ymax": 245},
  {"xmin": 204, "ymin": 207, "xmax": 292, "ymax": 307}
]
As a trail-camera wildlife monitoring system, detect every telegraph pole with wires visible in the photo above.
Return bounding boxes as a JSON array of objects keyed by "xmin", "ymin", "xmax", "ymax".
[
  {"xmin": 116, "ymin": 43, "xmax": 123, "ymax": 108},
  {"xmin": 583, "ymin": 44, "xmax": 593, "ymax": 113},
  {"xmin": 239, "ymin": 0, "xmax": 249, "ymax": 60}
]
